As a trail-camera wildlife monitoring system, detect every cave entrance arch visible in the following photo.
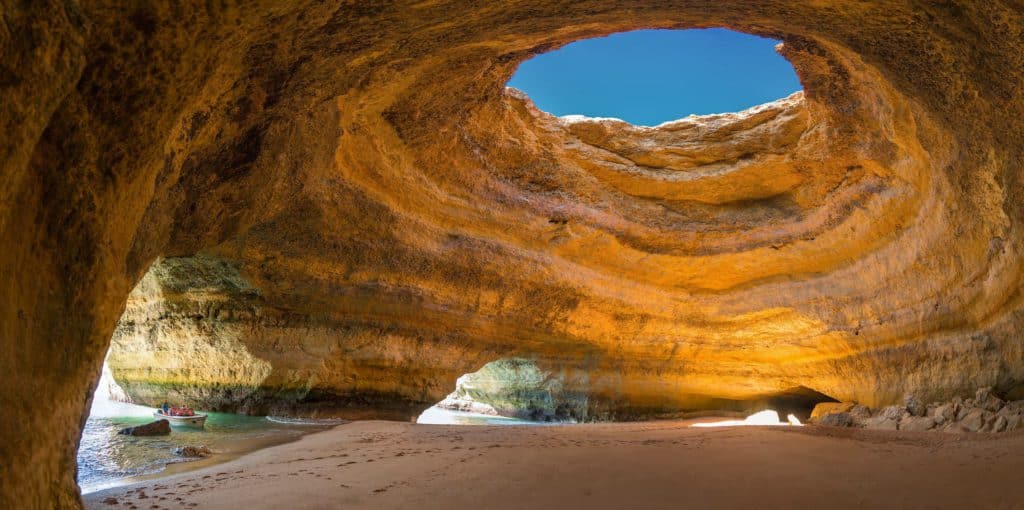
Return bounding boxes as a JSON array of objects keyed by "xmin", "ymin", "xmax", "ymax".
[
  {"xmin": 101, "ymin": 256, "xmax": 273, "ymax": 415},
  {"xmin": 417, "ymin": 358, "xmax": 587, "ymax": 424},
  {"xmin": 416, "ymin": 358, "xmax": 839, "ymax": 425}
]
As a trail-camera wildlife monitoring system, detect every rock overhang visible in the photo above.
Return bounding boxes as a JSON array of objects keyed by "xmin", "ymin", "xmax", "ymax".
[
  {"xmin": 107, "ymin": 16, "xmax": 1014, "ymax": 416},
  {"xmin": 2, "ymin": 2, "xmax": 1023, "ymax": 506}
]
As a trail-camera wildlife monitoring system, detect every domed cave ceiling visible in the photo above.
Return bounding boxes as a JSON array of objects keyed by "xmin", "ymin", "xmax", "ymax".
[{"xmin": 2, "ymin": 1, "xmax": 1023, "ymax": 506}]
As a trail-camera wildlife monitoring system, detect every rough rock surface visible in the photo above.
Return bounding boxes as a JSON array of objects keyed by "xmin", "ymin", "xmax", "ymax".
[
  {"xmin": 813, "ymin": 389, "xmax": 1024, "ymax": 433},
  {"xmin": 2, "ymin": 1, "xmax": 1024, "ymax": 507},
  {"xmin": 118, "ymin": 420, "xmax": 171, "ymax": 437},
  {"xmin": 810, "ymin": 402, "xmax": 855, "ymax": 421},
  {"xmin": 899, "ymin": 416, "xmax": 935, "ymax": 432},
  {"xmin": 173, "ymin": 445, "xmax": 212, "ymax": 458},
  {"xmin": 818, "ymin": 412, "xmax": 854, "ymax": 428}
]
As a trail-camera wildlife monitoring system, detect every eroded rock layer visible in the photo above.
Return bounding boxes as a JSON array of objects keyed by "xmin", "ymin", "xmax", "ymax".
[
  {"xmin": 108, "ymin": 255, "xmax": 477, "ymax": 419},
  {"xmin": 2, "ymin": 1, "xmax": 1024, "ymax": 507}
]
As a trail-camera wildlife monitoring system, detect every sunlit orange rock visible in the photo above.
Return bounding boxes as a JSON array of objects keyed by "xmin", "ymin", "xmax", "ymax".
[{"xmin": 1, "ymin": 1, "xmax": 1023, "ymax": 507}]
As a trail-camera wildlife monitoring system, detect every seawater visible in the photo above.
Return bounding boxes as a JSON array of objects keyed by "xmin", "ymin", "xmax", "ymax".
[
  {"xmin": 79, "ymin": 363, "xmax": 339, "ymax": 494},
  {"xmin": 78, "ymin": 407, "xmax": 338, "ymax": 494}
]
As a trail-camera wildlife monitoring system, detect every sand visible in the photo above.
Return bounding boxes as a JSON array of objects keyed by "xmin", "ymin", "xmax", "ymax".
[{"xmin": 84, "ymin": 420, "xmax": 1024, "ymax": 509}]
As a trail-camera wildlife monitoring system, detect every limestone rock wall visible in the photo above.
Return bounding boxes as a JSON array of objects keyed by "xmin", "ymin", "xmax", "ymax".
[
  {"xmin": 108, "ymin": 256, "xmax": 273, "ymax": 411},
  {"xmin": 2, "ymin": 1, "xmax": 1024, "ymax": 507},
  {"xmin": 108, "ymin": 256, "xmax": 492, "ymax": 418}
]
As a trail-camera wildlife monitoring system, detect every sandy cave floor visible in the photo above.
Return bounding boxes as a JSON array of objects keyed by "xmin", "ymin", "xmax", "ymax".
[{"xmin": 84, "ymin": 420, "xmax": 1024, "ymax": 510}]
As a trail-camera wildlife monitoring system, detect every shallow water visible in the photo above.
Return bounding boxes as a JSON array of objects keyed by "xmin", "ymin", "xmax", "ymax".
[
  {"xmin": 79, "ymin": 406, "xmax": 540, "ymax": 492},
  {"xmin": 79, "ymin": 363, "xmax": 340, "ymax": 494},
  {"xmin": 77, "ymin": 404, "xmax": 340, "ymax": 494}
]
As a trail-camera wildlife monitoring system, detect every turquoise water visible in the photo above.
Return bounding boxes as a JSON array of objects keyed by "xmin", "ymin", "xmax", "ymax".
[
  {"xmin": 77, "ymin": 402, "xmax": 338, "ymax": 494},
  {"xmin": 79, "ymin": 405, "xmax": 535, "ymax": 493},
  {"xmin": 79, "ymin": 360, "xmax": 342, "ymax": 494},
  {"xmin": 79, "ymin": 360, "xmax": 541, "ymax": 493}
]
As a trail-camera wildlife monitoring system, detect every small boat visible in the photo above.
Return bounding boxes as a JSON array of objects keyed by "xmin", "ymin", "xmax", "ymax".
[{"xmin": 154, "ymin": 409, "xmax": 207, "ymax": 428}]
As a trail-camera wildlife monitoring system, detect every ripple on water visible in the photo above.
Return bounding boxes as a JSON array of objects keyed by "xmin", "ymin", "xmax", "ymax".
[{"xmin": 77, "ymin": 411, "xmax": 329, "ymax": 494}]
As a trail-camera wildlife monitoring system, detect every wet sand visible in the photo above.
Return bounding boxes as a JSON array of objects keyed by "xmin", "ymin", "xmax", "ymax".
[{"xmin": 84, "ymin": 420, "xmax": 1024, "ymax": 509}]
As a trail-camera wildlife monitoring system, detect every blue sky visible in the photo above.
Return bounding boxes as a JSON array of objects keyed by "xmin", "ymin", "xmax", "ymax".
[{"xmin": 508, "ymin": 29, "xmax": 802, "ymax": 126}]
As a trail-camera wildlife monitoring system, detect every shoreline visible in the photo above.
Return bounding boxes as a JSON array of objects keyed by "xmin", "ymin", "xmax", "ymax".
[
  {"xmin": 78, "ymin": 414, "xmax": 339, "ymax": 497},
  {"xmin": 84, "ymin": 419, "xmax": 1024, "ymax": 509},
  {"xmin": 83, "ymin": 427, "xmax": 318, "ymax": 495}
]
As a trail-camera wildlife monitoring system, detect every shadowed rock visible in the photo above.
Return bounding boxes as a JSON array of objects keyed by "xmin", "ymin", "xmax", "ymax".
[{"xmin": 118, "ymin": 420, "xmax": 170, "ymax": 437}]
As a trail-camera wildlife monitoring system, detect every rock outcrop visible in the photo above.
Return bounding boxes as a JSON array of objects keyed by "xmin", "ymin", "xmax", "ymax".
[
  {"xmin": 811, "ymin": 388, "xmax": 1024, "ymax": 433},
  {"xmin": 2, "ymin": 1, "xmax": 1024, "ymax": 507},
  {"xmin": 118, "ymin": 420, "xmax": 171, "ymax": 437}
]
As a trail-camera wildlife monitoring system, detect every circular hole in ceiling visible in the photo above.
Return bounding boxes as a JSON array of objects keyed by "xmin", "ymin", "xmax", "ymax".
[{"xmin": 508, "ymin": 28, "xmax": 802, "ymax": 126}]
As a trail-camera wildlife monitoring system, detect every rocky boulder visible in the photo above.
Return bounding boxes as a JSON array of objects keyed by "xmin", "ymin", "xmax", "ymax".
[
  {"xmin": 974, "ymin": 388, "xmax": 1005, "ymax": 413},
  {"xmin": 879, "ymin": 405, "xmax": 906, "ymax": 421},
  {"xmin": 816, "ymin": 388, "xmax": 1024, "ymax": 434},
  {"xmin": 818, "ymin": 413, "xmax": 854, "ymax": 428},
  {"xmin": 899, "ymin": 416, "xmax": 935, "ymax": 432},
  {"xmin": 864, "ymin": 416, "xmax": 899, "ymax": 430},
  {"xmin": 932, "ymin": 403, "xmax": 958, "ymax": 425},
  {"xmin": 173, "ymin": 445, "xmax": 212, "ymax": 458},
  {"xmin": 119, "ymin": 420, "xmax": 171, "ymax": 436},
  {"xmin": 810, "ymin": 402, "xmax": 855, "ymax": 421},
  {"xmin": 1005, "ymin": 415, "xmax": 1022, "ymax": 432},
  {"xmin": 959, "ymin": 410, "xmax": 988, "ymax": 433},
  {"xmin": 903, "ymin": 395, "xmax": 927, "ymax": 417}
]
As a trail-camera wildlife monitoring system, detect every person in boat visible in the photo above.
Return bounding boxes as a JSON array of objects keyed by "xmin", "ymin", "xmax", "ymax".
[
  {"xmin": 161, "ymin": 401, "xmax": 170, "ymax": 415},
  {"xmin": 169, "ymin": 406, "xmax": 195, "ymax": 417}
]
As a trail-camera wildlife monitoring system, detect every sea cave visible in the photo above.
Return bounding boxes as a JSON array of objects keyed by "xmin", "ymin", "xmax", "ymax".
[{"xmin": 2, "ymin": 2, "xmax": 1024, "ymax": 509}]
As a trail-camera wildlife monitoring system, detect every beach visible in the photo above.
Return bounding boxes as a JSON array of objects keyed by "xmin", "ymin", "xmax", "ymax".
[
  {"xmin": 78, "ymin": 368, "xmax": 341, "ymax": 495},
  {"xmin": 84, "ymin": 420, "xmax": 1024, "ymax": 509}
]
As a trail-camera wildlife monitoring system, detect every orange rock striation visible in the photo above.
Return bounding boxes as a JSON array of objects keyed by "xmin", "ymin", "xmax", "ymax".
[{"xmin": 1, "ymin": 1, "xmax": 1023, "ymax": 507}]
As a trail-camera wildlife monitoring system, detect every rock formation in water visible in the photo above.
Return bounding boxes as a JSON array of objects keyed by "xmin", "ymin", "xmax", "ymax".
[
  {"xmin": 117, "ymin": 420, "xmax": 170, "ymax": 437},
  {"xmin": 2, "ymin": 1, "xmax": 1024, "ymax": 507}
]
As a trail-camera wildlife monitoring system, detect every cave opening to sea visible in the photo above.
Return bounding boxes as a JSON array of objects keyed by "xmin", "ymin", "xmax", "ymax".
[
  {"xmin": 77, "ymin": 260, "xmax": 341, "ymax": 495},
  {"xmin": 507, "ymin": 28, "xmax": 803, "ymax": 126},
  {"xmin": 416, "ymin": 358, "xmax": 581, "ymax": 425},
  {"xmin": 416, "ymin": 358, "xmax": 839, "ymax": 426}
]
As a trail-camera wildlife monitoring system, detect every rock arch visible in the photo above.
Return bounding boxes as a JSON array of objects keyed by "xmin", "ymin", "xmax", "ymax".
[{"xmin": 2, "ymin": 2, "xmax": 1022, "ymax": 507}]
